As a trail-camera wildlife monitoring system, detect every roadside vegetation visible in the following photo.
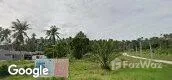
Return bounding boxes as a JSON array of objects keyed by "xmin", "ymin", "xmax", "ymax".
[
  {"xmin": 0, "ymin": 19, "xmax": 172, "ymax": 80},
  {"xmin": 0, "ymin": 56, "xmax": 172, "ymax": 80}
]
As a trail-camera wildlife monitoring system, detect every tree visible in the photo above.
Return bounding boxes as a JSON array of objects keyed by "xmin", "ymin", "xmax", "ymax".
[
  {"xmin": 45, "ymin": 25, "xmax": 61, "ymax": 45},
  {"xmin": 27, "ymin": 33, "xmax": 37, "ymax": 52},
  {"xmin": 0, "ymin": 28, "xmax": 11, "ymax": 44},
  {"xmin": 44, "ymin": 41, "xmax": 70, "ymax": 58},
  {"xmin": 0, "ymin": 28, "xmax": 11, "ymax": 50},
  {"xmin": 37, "ymin": 37, "xmax": 45, "ymax": 51},
  {"xmin": 75, "ymin": 31, "xmax": 86, "ymax": 38},
  {"xmin": 0, "ymin": 27, "xmax": 3, "ymax": 37},
  {"xmin": 11, "ymin": 19, "xmax": 30, "ymax": 51},
  {"xmin": 70, "ymin": 31, "xmax": 90, "ymax": 59},
  {"xmin": 44, "ymin": 46, "xmax": 57, "ymax": 58},
  {"xmin": 91, "ymin": 40, "xmax": 119, "ymax": 70}
]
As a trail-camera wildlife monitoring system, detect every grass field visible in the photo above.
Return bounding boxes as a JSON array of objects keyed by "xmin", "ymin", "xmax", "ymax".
[{"xmin": 0, "ymin": 55, "xmax": 172, "ymax": 80}]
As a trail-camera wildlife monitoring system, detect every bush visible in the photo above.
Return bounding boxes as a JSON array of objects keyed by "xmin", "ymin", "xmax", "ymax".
[
  {"xmin": 91, "ymin": 40, "xmax": 119, "ymax": 70},
  {"xmin": 0, "ymin": 65, "xmax": 9, "ymax": 76},
  {"xmin": 70, "ymin": 37, "xmax": 90, "ymax": 59},
  {"xmin": 44, "ymin": 42, "xmax": 71, "ymax": 58}
]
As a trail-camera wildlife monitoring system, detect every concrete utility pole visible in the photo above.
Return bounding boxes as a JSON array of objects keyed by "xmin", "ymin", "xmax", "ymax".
[
  {"xmin": 135, "ymin": 46, "xmax": 138, "ymax": 54},
  {"xmin": 149, "ymin": 41, "xmax": 153, "ymax": 59},
  {"xmin": 139, "ymin": 37, "xmax": 143, "ymax": 57},
  {"xmin": 139, "ymin": 41, "xmax": 142, "ymax": 56}
]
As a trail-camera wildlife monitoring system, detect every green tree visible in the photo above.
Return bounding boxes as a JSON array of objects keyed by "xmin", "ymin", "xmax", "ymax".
[
  {"xmin": 92, "ymin": 40, "xmax": 119, "ymax": 70},
  {"xmin": 11, "ymin": 19, "xmax": 30, "ymax": 51},
  {"xmin": 75, "ymin": 31, "xmax": 86, "ymax": 38},
  {"xmin": 0, "ymin": 27, "xmax": 3, "ymax": 37},
  {"xmin": 44, "ymin": 41, "xmax": 70, "ymax": 58},
  {"xmin": 70, "ymin": 31, "xmax": 90, "ymax": 59},
  {"xmin": 37, "ymin": 37, "xmax": 45, "ymax": 51},
  {"xmin": 27, "ymin": 33, "xmax": 37, "ymax": 52},
  {"xmin": 45, "ymin": 25, "xmax": 61, "ymax": 45},
  {"xmin": 0, "ymin": 28, "xmax": 11, "ymax": 44}
]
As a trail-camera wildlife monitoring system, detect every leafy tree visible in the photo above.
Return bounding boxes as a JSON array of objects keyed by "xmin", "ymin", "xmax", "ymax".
[
  {"xmin": 56, "ymin": 42, "xmax": 70, "ymax": 58},
  {"xmin": 44, "ymin": 46, "xmax": 57, "ymax": 58},
  {"xmin": 70, "ymin": 31, "xmax": 90, "ymax": 59},
  {"xmin": 44, "ymin": 41, "xmax": 70, "ymax": 58},
  {"xmin": 75, "ymin": 31, "xmax": 86, "ymax": 38},
  {"xmin": 37, "ymin": 37, "xmax": 45, "ymax": 51}
]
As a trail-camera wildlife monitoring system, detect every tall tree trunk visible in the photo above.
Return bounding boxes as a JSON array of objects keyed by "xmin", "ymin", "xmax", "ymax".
[{"xmin": 53, "ymin": 35, "xmax": 56, "ymax": 45}]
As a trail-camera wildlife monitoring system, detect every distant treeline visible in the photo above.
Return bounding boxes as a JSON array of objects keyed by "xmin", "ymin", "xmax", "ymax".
[
  {"xmin": 0, "ymin": 19, "xmax": 171, "ymax": 69},
  {"xmin": 0, "ymin": 19, "xmax": 171, "ymax": 55}
]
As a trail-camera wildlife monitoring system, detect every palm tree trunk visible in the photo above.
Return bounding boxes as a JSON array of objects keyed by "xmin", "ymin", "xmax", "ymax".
[{"xmin": 53, "ymin": 35, "xmax": 56, "ymax": 45}]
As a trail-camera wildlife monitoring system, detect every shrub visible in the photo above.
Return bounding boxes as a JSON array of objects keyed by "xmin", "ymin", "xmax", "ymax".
[
  {"xmin": 0, "ymin": 65, "xmax": 9, "ymax": 76},
  {"xmin": 70, "ymin": 37, "xmax": 89, "ymax": 59},
  {"xmin": 91, "ymin": 40, "xmax": 119, "ymax": 70},
  {"xmin": 44, "ymin": 42, "xmax": 71, "ymax": 58}
]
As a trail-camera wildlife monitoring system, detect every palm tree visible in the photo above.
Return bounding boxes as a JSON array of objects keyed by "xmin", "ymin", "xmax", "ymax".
[
  {"xmin": 26, "ymin": 33, "xmax": 37, "ymax": 52},
  {"xmin": 45, "ymin": 25, "xmax": 61, "ymax": 45},
  {"xmin": 0, "ymin": 27, "xmax": 2, "ymax": 32},
  {"xmin": 38, "ymin": 37, "xmax": 45, "ymax": 51},
  {"xmin": 0, "ymin": 28, "xmax": 11, "ymax": 50},
  {"xmin": 11, "ymin": 19, "xmax": 30, "ymax": 51},
  {"xmin": 0, "ymin": 28, "xmax": 11, "ymax": 44},
  {"xmin": 0, "ymin": 27, "xmax": 3, "ymax": 40}
]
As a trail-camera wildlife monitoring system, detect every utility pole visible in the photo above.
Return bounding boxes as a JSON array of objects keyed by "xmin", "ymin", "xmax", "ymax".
[
  {"xmin": 139, "ymin": 37, "xmax": 143, "ymax": 57},
  {"xmin": 149, "ymin": 41, "xmax": 153, "ymax": 59},
  {"xmin": 139, "ymin": 41, "xmax": 142, "ymax": 56},
  {"xmin": 135, "ymin": 46, "xmax": 138, "ymax": 54}
]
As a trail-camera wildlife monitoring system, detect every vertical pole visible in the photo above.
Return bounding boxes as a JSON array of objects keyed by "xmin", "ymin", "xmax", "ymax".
[
  {"xmin": 139, "ymin": 41, "xmax": 142, "ymax": 57},
  {"xmin": 149, "ymin": 41, "xmax": 153, "ymax": 59}
]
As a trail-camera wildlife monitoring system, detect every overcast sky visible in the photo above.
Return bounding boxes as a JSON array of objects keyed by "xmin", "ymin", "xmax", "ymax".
[{"xmin": 0, "ymin": 0, "xmax": 172, "ymax": 40}]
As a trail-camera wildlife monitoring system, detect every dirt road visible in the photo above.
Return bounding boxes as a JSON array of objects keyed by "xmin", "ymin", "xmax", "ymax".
[{"xmin": 123, "ymin": 53, "xmax": 172, "ymax": 65}]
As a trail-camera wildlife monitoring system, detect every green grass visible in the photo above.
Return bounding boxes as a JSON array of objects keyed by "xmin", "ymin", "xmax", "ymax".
[
  {"xmin": 0, "ymin": 56, "xmax": 172, "ymax": 80},
  {"xmin": 0, "ymin": 60, "xmax": 34, "ymax": 67},
  {"xmin": 69, "ymin": 57, "xmax": 172, "ymax": 80}
]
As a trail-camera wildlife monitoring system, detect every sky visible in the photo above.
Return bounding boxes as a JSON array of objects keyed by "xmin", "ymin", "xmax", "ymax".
[{"xmin": 0, "ymin": 0, "xmax": 172, "ymax": 40}]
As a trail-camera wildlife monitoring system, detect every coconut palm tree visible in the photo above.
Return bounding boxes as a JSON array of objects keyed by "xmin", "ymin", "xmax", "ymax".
[
  {"xmin": 0, "ymin": 27, "xmax": 3, "ymax": 40},
  {"xmin": 45, "ymin": 25, "xmax": 61, "ymax": 45},
  {"xmin": 0, "ymin": 28, "xmax": 12, "ymax": 50},
  {"xmin": 0, "ymin": 28, "xmax": 11, "ymax": 44},
  {"xmin": 0, "ymin": 27, "xmax": 2, "ymax": 32},
  {"xmin": 11, "ymin": 19, "xmax": 30, "ymax": 51}
]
